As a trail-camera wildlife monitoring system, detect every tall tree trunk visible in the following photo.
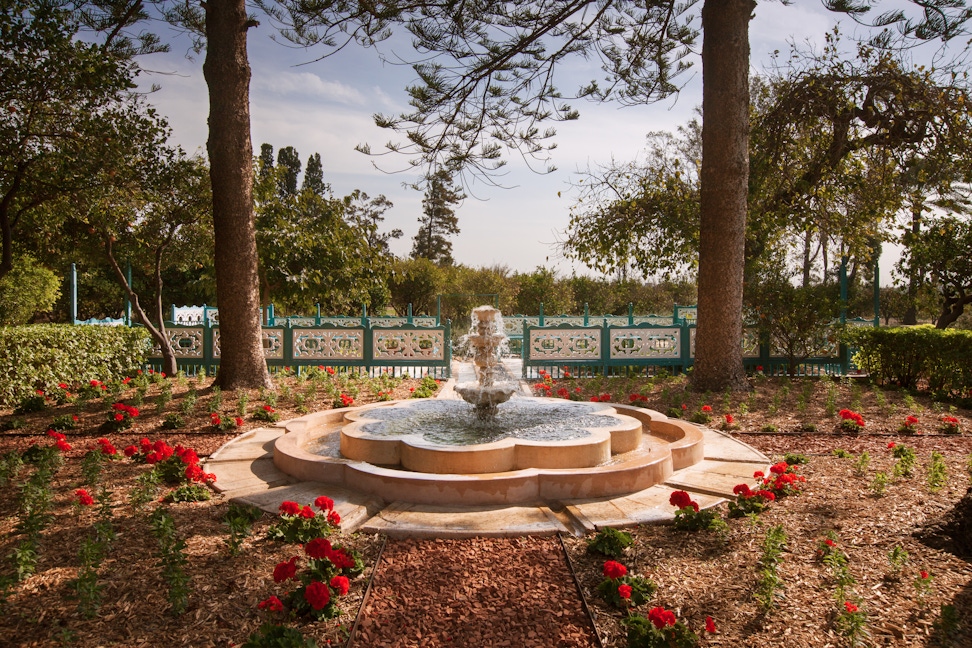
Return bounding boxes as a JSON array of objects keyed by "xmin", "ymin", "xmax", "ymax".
[
  {"xmin": 203, "ymin": 0, "xmax": 272, "ymax": 390},
  {"xmin": 692, "ymin": 0, "xmax": 754, "ymax": 392}
]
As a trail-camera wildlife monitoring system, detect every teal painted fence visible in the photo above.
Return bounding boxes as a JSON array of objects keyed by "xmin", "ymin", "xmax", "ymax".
[{"xmin": 146, "ymin": 316, "xmax": 452, "ymax": 378}]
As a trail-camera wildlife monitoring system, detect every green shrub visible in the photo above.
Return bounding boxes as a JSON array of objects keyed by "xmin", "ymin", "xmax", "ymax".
[
  {"xmin": 847, "ymin": 326, "xmax": 972, "ymax": 397},
  {"xmin": 587, "ymin": 527, "xmax": 633, "ymax": 558},
  {"xmin": 0, "ymin": 255, "xmax": 61, "ymax": 326},
  {"xmin": 0, "ymin": 325, "xmax": 150, "ymax": 408}
]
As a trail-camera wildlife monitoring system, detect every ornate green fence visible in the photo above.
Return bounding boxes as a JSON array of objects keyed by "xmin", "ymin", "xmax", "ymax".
[
  {"xmin": 148, "ymin": 315, "xmax": 451, "ymax": 378},
  {"xmin": 521, "ymin": 317, "xmax": 875, "ymax": 379}
]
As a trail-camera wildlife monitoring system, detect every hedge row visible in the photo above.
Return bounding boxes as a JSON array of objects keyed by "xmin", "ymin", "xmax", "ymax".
[
  {"xmin": 0, "ymin": 325, "xmax": 150, "ymax": 408},
  {"xmin": 847, "ymin": 325, "xmax": 972, "ymax": 397}
]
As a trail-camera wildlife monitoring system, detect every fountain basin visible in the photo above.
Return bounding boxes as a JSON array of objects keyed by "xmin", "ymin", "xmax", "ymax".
[{"xmin": 272, "ymin": 399, "xmax": 705, "ymax": 506}]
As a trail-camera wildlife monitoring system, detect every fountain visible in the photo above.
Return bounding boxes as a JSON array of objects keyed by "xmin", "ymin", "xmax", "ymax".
[
  {"xmin": 454, "ymin": 305, "xmax": 517, "ymax": 418},
  {"xmin": 271, "ymin": 307, "xmax": 706, "ymax": 506}
]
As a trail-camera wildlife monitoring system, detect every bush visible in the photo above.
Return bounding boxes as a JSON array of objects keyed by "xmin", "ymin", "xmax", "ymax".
[
  {"xmin": 0, "ymin": 256, "xmax": 61, "ymax": 326},
  {"xmin": 0, "ymin": 325, "xmax": 150, "ymax": 408},
  {"xmin": 846, "ymin": 326, "xmax": 972, "ymax": 397}
]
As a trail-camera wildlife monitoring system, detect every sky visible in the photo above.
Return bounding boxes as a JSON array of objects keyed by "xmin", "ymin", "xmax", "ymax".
[{"xmin": 137, "ymin": 2, "xmax": 903, "ymax": 282}]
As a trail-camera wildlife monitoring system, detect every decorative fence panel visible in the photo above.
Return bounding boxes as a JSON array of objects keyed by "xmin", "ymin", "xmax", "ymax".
[
  {"xmin": 148, "ymin": 320, "xmax": 451, "ymax": 378},
  {"xmin": 522, "ymin": 318, "xmax": 874, "ymax": 379}
]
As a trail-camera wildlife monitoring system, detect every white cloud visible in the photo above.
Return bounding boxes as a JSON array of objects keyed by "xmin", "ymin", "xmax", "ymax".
[{"xmin": 253, "ymin": 71, "xmax": 366, "ymax": 104}]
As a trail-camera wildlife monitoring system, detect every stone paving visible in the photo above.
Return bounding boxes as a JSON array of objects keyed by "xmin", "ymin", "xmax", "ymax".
[{"xmin": 203, "ymin": 361, "xmax": 769, "ymax": 538}]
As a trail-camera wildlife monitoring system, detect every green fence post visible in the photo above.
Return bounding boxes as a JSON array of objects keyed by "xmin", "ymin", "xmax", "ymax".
[
  {"xmin": 361, "ymin": 304, "xmax": 368, "ymax": 327},
  {"xmin": 539, "ymin": 303, "xmax": 544, "ymax": 326},
  {"xmin": 202, "ymin": 304, "xmax": 210, "ymax": 328},
  {"xmin": 316, "ymin": 303, "xmax": 321, "ymax": 326},
  {"xmin": 407, "ymin": 303, "xmax": 413, "ymax": 325},
  {"xmin": 125, "ymin": 261, "xmax": 132, "ymax": 326},
  {"xmin": 628, "ymin": 302, "xmax": 634, "ymax": 325},
  {"xmin": 584, "ymin": 303, "xmax": 589, "ymax": 326}
]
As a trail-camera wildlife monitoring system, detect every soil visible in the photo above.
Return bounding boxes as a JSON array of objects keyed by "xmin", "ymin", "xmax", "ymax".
[{"xmin": 2, "ymin": 371, "xmax": 972, "ymax": 647}]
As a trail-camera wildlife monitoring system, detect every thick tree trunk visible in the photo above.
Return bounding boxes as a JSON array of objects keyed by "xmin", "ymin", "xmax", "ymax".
[
  {"xmin": 692, "ymin": 0, "xmax": 754, "ymax": 392},
  {"xmin": 203, "ymin": 0, "xmax": 272, "ymax": 390}
]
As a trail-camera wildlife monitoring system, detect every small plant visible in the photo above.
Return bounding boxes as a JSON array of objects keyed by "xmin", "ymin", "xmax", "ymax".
[
  {"xmin": 210, "ymin": 412, "xmax": 244, "ymax": 431},
  {"xmin": 935, "ymin": 604, "xmax": 960, "ymax": 645},
  {"xmin": 0, "ymin": 417, "xmax": 26, "ymax": 431},
  {"xmin": 835, "ymin": 600, "xmax": 869, "ymax": 647},
  {"xmin": 241, "ymin": 623, "xmax": 318, "ymax": 648},
  {"xmin": 254, "ymin": 404, "xmax": 281, "ymax": 423},
  {"xmin": 782, "ymin": 452, "xmax": 808, "ymax": 465},
  {"xmin": 622, "ymin": 607, "xmax": 702, "ymax": 648},
  {"xmin": 720, "ymin": 413, "xmax": 738, "ymax": 430},
  {"xmin": 596, "ymin": 560, "xmax": 657, "ymax": 608},
  {"xmin": 870, "ymin": 471, "xmax": 889, "ymax": 496},
  {"xmin": 14, "ymin": 392, "xmax": 47, "ymax": 414},
  {"xmin": 825, "ymin": 379, "xmax": 839, "ymax": 417},
  {"xmin": 104, "ymin": 402, "xmax": 139, "ymax": 432},
  {"xmin": 587, "ymin": 527, "xmax": 633, "ymax": 558},
  {"xmin": 898, "ymin": 415, "xmax": 920, "ymax": 435},
  {"xmin": 689, "ymin": 404, "xmax": 713, "ymax": 425},
  {"xmin": 410, "ymin": 375, "xmax": 440, "ymax": 399},
  {"xmin": 939, "ymin": 415, "xmax": 961, "ymax": 435},
  {"xmin": 728, "ymin": 483, "xmax": 775, "ymax": 517},
  {"xmin": 208, "ymin": 386, "xmax": 223, "ymax": 414},
  {"xmin": 853, "ymin": 451, "xmax": 870, "ymax": 477},
  {"xmin": 927, "ymin": 451, "xmax": 948, "ymax": 492},
  {"xmin": 150, "ymin": 508, "xmax": 191, "ymax": 615},
  {"xmin": 914, "ymin": 569, "xmax": 933, "ymax": 606},
  {"xmin": 163, "ymin": 483, "xmax": 213, "ymax": 503},
  {"xmin": 155, "ymin": 380, "xmax": 173, "ymax": 411},
  {"xmin": 886, "ymin": 545, "xmax": 909, "ymax": 580},
  {"xmin": 267, "ymin": 497, "xmax": 342, "ymax": 544},
  {"xmin": 179, "ymin": 389, "xmax": 198, "ymax": 416},
  {"xmin": 225, "ymin": 503, "xmax": 263, "ymax": 555},
  {"xmin": 669, "ymin": 490, "xmax": 727, "ymax": 533},
  {"xmin": 50, "ymin": 414, "xmax": 79, "ymax": 431},
  {"xmin": 236, "ymin": 390, "xmax": 250, "ymax": 417},
  {"xmin": 838, "ymin": 409, "xmax": 865, "ymax": 432},
  {"xmin": 760, "ymin": 424, "xmax": 778, "ymax": 433},
  {"xmin": 161, "ymin": 413, "xmax": 185, "ymax": 430},
  {"xmin": 128, "ymin": 469, "xmax": 162, "ymax": 512},
  {"xmin": 891, "ymin": 444, "xmax": 917, "ymax": 478},
  {"xmin": 755, "ymin": 524, "xmax": 787, "ymax": 611},
  {"xmin": 832, "ymin": 448, "xmax": 853, "ymax": 459}
]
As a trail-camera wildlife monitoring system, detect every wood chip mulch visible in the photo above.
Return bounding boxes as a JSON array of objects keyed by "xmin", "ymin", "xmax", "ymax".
[{"xmin": 350, "ymin": 537, "xmax": 598, "ymax": 648}]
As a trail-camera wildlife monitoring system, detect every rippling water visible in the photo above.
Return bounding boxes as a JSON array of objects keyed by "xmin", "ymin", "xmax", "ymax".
[{"xmin": 357, "ymin": 399, "xmax": 618, "ymax": 446}]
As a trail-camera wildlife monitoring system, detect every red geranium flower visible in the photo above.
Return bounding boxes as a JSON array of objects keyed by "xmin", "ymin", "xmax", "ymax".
[
  {"xmin": 279, "ymin": 501, "xmax": 301, "ymax": 516},
  {"xmin": 298, "ymin": 505, "xmax": 316, "ymax": 519},
  {"xmin": 330, "ymin": 575, "xmax": 350, "ymax": 596},
  {"xmin": 701, "ymin": 404, "xmax": 712, "ymax": 412},
  {"xmin": 602, "ymin": 560, "xmax": 627, "ymax": 579},
  {"xmin": 75, "ymin": 489, "xmax": 95, "ymax": 506},
  {"xmin": 305, "ymin": 537, "xmax": 332, "ymax": 560},
  {"xmin": 648, "ymin": 607, "xmax": 677, "ymax": 629},
  {"xmin": 55, "ymin": 439, "xmax": 72, "ymax": 452},
  {"xmin": 705, "ymin": 616, "xmax": 717, "ymax": 633},
  {"xmin": 304, "ymin": 580, "xmax": 331, "ymax": 610},
  {"xmin": 272, "ymin": 557, "xmax": 298, "ymax": 583},
  {"xmin": 327, "ymin": 547, "xmax": 356, "ymax": 570},
  {"xmin": 314, "ymin": 495, "xmax": 334, "ymax": 511},
  {"xmin": 844, "ymin": 601, "xmax": 859, "ymax": 613},
  {"xmin": 617, "ymin": 584, "xmax": 632, "ymax": 600},
  {"xmin": 327, "ymin": 510, "xmax": 341, "ymax": 526},
  {"xmin": 669, "ymin": 490, "xmax": 696, "ymax": 510},
  {"xmin": 258, "ymin": 595, "xmax": 284, "ymax": 612}
]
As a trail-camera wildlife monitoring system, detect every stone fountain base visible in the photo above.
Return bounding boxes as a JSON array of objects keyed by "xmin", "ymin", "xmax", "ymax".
[{"xmin": 272, "ymin": 399, "xmax": 704, "ymax": 506}]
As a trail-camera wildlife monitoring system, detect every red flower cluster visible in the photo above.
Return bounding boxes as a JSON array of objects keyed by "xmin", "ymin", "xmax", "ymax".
[
  {"xmin": 279, "ymin": 500, "xmax": 316, "ymax": 518},
  {"xmin": 75, "ymin": 488, "xmax": 95, "ymax": 506},
  {"xmin": 304, "ymin": 580, "xmax": 331, "ymax": 610},
  {"xmin": 705, "ymin": 616, "xmax": 717, "ymax": 633},
  {"xmin": 942, "ymin": 415, "xmax": 959, "ymax": 425},
  {"xmin": 125, "ymin": 438, "xmax": 215, "ymax": 483},
  {"xmin": 273, "ymin": 557, "xmax": 299, "ymax": 583},
  {"xmin": 669, "ymin": 490, "xmax": 699, "ymax": 512},
  {"xmin": 701, "ymin": 404, "xmax": 712, "ymax": 412},
  {"xmin": 757, "ymin": 461, "xmax": 806, "ymax": 496},
  {"xmin": 557, "ymin": 387, "xmax": 571, "ymax": 399},
  {"xmin": 838, "ymin": 409, "xmax": 865, "ymax": 428},
  {"xmin": 47, "ymin": 429, "xmax": 72, "ymax": 452},
  {"xmin": 602, "ymin": 560, "xmax": 627, "ymax": 579},
  {"xmin": 617, "ymin": 584, "xmax": 632, "ymax": 600},
  {"xmin": 844, "ymin": 601, "xmax": 859, "ymax": 613},
  {"xmin": 732, "ymin": 483, "xmax": 776, "ymax": 501},
  {"xmin": 724, "ymin": 413, "xmax": 735, "ymax": 424},
  {"xmin": 263, "ymin": 405, "xmax": 276, "ymax": 413},
  {"xmin": 534, "ymin": 382, "xmax": 553, "ymax": 396},
  {"xmin": 209, "ymin": 412, "xmax": 243, "ymax": 428},
  {"xmin": 338, "ymin": 393, "xmax": 354, "ymax": 407},
  {"xmin": 330, "ymin": 575, "xmax": 350, "ymax": 596},
  {"xmin": 95, "ymin": 437, "xmax": 118, "ymax": 456},
  {"xmin": 111, "ymin": 402, "xmax": 139, "ymax": 421},
  {"xmin": 647, "ymin": 606, "xmax": 677, "ymax": 629},
  {"xmin": 258, "ymin": 595, "xmax": 284, "ymax": 612},
  {"xmin": 628, "ymin": 393, "xmax": 649, "ymax": 403}
]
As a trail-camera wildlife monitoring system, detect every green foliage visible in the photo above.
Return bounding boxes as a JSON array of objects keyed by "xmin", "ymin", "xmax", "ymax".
[
  {"xmin": 0, "ymin": 325, "xmax": 149, "ymax": 408},
  {"xmin": 927, "ymin": 451, "xmax": 948, "ymax": 492},
  {"xmin": 586, "ymin": 527, "xmax": 633, "ymax": 558},
  {"xmin": 672, "ymin": 506, "xmax": 727, "ymax": 534},
  {"xmin": 224, "ymin": 503, "xmax": 263, "ymax": 555},
  {"xmin": 887, "ymin": 545, "xmax": 909, "ymax": 579},
  {"xmin": 847, "ymin": 326, "xmax": 972, "ymax": 397},
  {"xmin": 871, "ymin": 471, "xmax": 889, "ymax": 495},
  {"xmin": 411, "ymin": 168, "xmax": 464, "ymax": 265},
  {"xmin": 242, "ymin": 623, "xmax": 318, "ymax": 648},
  {"xmin": 149, "ymin": 508, "xmax": 191, "ymax": 615},
  {"xmin": 161, "ymin": 413, "xmax": 185, "ymax": 430},
  {"xmin": 622, "ymin": 613, "xmax": 699, "ymax": 648},
  {"xmin": 13, "ymin": 394, "xmax": 46, "ymax": 414},
  {"xmin": 267, "ymin": 512, "xmax": 336, "ymax": 545},
  {"xmin": 782, "ymin": 452, "xmax": 808, "ymax": 465},
  {"xmin": 162, "ymin": 483, "xmax": 212, "ymax": 503},
  {"xmin": 832, "ymin": 448, "xmax": 853, "ymax": 459},
  {"xmin": 755, "ymin": 524, "xmax": 787, "ymax": 611},
  {"xmin": 853, "ymin": 451, "xmax": 870, "ymax": 476},
  {"xmin": 0, "ymin": 255, "xmax": 61, "ymax": 325},
  {"xmin": 892, "ymin": 445, "xmax": 917, "ymax": 478},
  {"xmin": 597, "ymin": 573, "xmax": 656, "ymax": 608},
  {"xmin": 410, "ymin": 375, "xmax": 440, "ymax": 399}
]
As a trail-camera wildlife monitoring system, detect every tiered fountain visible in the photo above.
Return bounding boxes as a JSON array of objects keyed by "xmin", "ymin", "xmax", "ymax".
[{"xmin": 273, "ymin": 306, "xmax": 705, "ymax": 506}]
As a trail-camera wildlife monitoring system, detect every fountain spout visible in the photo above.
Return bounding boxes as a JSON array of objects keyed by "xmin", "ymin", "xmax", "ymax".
[{"xmin": 454, "ymin": 305, "xmax": 517, "ymax": 418}]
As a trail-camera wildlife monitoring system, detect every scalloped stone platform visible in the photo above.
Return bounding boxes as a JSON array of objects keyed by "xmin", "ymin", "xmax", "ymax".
[{"xmin": 272, "ymin": 399, "xmax": 704, "ymax": 506}]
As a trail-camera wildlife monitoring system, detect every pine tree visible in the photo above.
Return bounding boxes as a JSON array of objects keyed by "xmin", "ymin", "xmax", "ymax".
[
  {"xmin": 411, "ymin": 169, "xmax": 465, "ymax": 265},
  {"xmin": 276, "ymin": 146, "xmax": 301, "ymax": 197},
  {"xmin": 259, "ymin": 143, "xmax": 274, "ymax": 179},
  {"xmin": 302, "ymin": 152, "xmax": 328, "ymax": 195}
]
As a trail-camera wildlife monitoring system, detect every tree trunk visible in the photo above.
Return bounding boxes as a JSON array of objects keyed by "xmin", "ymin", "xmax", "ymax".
[
  {"xmin": 903, "ymin": 205, "xmax": 922, "ymax": 324},
  {"xmin": 692, "ymin": 0, "xmax": 754, "ymax": 393},
  {"xmin": 203, "ymin": 0, "xmax": 272, "ymax": 390}
]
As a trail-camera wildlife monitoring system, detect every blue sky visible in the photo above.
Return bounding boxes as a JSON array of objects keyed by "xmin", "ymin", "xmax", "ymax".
[{"xmin": 138, "ymin": 2, "xmax": 895, "ymax": 280}]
